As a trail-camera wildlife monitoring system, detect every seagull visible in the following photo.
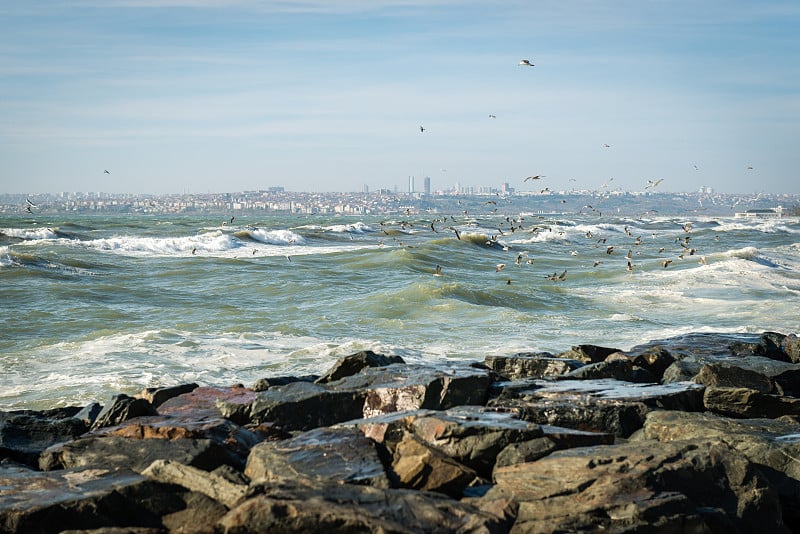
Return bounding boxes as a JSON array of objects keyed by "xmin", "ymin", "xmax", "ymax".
[
  {"xmin": 496, "ymin": 263, "xmax": 506, "ymax": 272},
  {"xmin": 434, "ymin": 264, "xmax": 443, "ymax": 277},
  {"xmin": 662, "ymin": 259, "xmax": 672, "ymax": 268},
  {"xmin": 104, "ymin": 170, "xmax": 111, "ymax": 174},
  {"xmin": 447, "ymin": 226, "xmax": 461, "ymax": 240},
  {"xmin": 25, "ymin": 205, "xmax": 33, "ymax": 214},
  {"xmin": 627, "ymin": 261, "xmax": 634, "ymax": 272},
  {"xmin": 602, "ymin": 144, "xmax": 611, "ymax": 148},
  {"xmin": 645, "ymin": 178, "xmax": 664, "ymax": 190},
  {"xmin": 26, "ymin": 198, "xmax": 37, "ymax": 208},
  {"xmin": 488, "ymin": 114, "xmax": 497, "ymax": 119},
  {"xmin": 519, "ymin": 59, "xmax": 534, "ymax": 67},
  {"xmin": 524, "ymin": 175, "xmax": 545, "ymax": 181},
  {"xmin": 419, "ymin": 125, "xmax": 426, "ymax": 133},
  {"xmin": 606, "ymin": 246, "xmax": 615, "ymax": 254},
  {"xmin": 192, "ymin": 247, "xmax": 197, "ymax": 255}
]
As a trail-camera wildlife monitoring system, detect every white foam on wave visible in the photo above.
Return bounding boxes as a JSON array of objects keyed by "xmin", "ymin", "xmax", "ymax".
[
  {"xmin": 242, "ymin": 228, "xmax": 306, "ymax": 245},
  {"xmin": 297, "ymin": 221, "xmax": 374, "ymax": 234},
  {"xmin": 0, "ymin": 329, "xmax": 403, "ymax": 408},
  {"xmin": 715, "ymin": 219, "xmax": 800, "ymax": 235},
  {"xmin": 82, "ymin": 230, "xmax": 237, "ymax": 257},
  {"xmin": 0, "ymin": 227, "xmax": 59, "ymax": 240}
]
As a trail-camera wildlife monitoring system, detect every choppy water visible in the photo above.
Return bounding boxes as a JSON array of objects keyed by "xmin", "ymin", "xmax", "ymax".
[{"xmin": 2, "ymin": 212, "xmax": 799, "ymax": 410}]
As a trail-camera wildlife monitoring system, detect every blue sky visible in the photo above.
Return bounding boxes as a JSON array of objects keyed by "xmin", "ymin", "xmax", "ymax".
[{"xmin": 1, "ymin": 1, "xmax": 798, "ymax": 195}]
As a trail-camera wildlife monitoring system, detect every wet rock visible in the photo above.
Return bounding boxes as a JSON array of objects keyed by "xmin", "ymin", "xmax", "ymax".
[
  {"xmin": 490, "ymin": 378, "xmax": 704, "ymax": 437},
  {"xmin": 39, "ymin": 435, "xmax": 233, "ymax": 473},
  {"xmin": 782, "ymin": 333, "xmax": 800, "ymax": 364},
  {"xmin": 217, "ymin": 476, "xmax": 505, "ymax": 533},
  {"xmin": 692, "ymin": 362, "xmax": 776, "ymax": 393},
  {"xmin": 482, "ymin": 438, "xmax": 786, "ymax": 533},
  {"xmin": 315, "ymin": 350, "xmax": 405, "ymax": 383},
  {"xmin": 73, "ymin": 403, "xmax": 103, "ymax": 427},
  {"xmin": 136, "ymin": 383, "xmax": 198, "ymax": 408},
  {"xmin": 540, "ymin": 424, "xmax": 615, "ymax": 449},
  {"xmin": 246, "ymin": 381, "xmax": 366, "ymax": 431},
  {"xmin": 641, "ymin": 409, "xmax": 800, "ymax": 528},
  {"xmin": 704, "ymin": 387, "xmax": 800, "ymax": 418},
  {"xmin": 561, "ymin": 358, "xmax": 639, "ymax": 381},
  {"xmin": 494, "ymin": 437, "xmax": 557, "ymax": 469},
  {"xmin": 95, "ymin": 415, "xmax": 261, "ymax": 469},
  {"xmin": 0, "ymin": 409, "xmax": 88, "ymax": 467},
  {"xmin": 629, "ymin": 346, "xmax": 677, "ymax": 380},
  {"xmin": 629, "ymin": 332, "xmax": 793, "ymax": 364},
  {"xmin": 405, "ymin": 406, "xmax": 543, "ymax": 478},
  {"xmin": 156, "ymin": 385, "xmax": 257, "ymax": 426},
  {"xmin": 91, "ymin": 395, "xmax": 158, "ymax": 431},
  {"xmin": 245, "ymin": 426, "xmax": 390, "ymax": 488},
  {"xmin": 390, "ymin": 433, "xmax": 480, "ymax": 497},
  {"xmin": 142, "ymin": 459, "xmax": 247, "ymax": 509},
  {"xmin": 484, "ymin": 352, "xmax": 582, "ymax": 380},
  {"xmin": 662, "ymin": 355, "xmax": 800, "ymax": 396},
  {"xmin": 338, "ymin": 363, "xmax": 492, "ymax": 418},
  {"xmin": 251, "ymin": 375, "xmax": 318, "ymax": 392},
  {"xmin": 0, "ymin": 464, "xmax": 192, "ymax": 533},
  {"xmin": 556, "ymin": 344, "xmax": 620, "ymax": 364}
]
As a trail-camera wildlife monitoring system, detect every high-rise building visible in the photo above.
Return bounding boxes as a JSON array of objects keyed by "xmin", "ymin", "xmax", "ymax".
[
  {"xmin": 424, "ymin": 176, "xmax": 431, "ymax": 195},
  {"xmin": 409, "ymin": 176, "xmax": 415, "ymax": 194}
]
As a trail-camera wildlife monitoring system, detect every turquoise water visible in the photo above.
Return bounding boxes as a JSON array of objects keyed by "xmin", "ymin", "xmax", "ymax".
[{"xmin": 2, "ymin": 212, "xmax": 799, "ymax": 409}]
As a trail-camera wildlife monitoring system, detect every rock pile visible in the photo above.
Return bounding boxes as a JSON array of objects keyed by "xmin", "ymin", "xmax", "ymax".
[{"xmin": 2, "ymin": 334, "xmax": 800, "ymax": 532}]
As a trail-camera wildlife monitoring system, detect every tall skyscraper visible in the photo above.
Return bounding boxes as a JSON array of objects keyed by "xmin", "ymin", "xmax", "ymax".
[
  {"xmin": 409, "ymin": 176, "xmax": 415, "ymax": 194},
  {"xmin": 424, "ymin": 176, "xmax": 431, "ymax": 195}
]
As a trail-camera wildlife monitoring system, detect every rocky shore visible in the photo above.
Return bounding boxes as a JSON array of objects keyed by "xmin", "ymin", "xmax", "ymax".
[{"xmin": 2, "ymin": 331, "xmax": 800, "ymax": 533}]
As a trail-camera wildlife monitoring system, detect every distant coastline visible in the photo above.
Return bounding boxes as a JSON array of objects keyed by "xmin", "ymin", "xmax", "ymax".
[{"xmin": 2, "ymin": 190, "xmax": 799, "ymax": 218}]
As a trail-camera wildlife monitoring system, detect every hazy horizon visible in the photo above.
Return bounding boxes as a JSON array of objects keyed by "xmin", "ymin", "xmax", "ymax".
[{"xmin": 2, "ymin": 1, "xmax": 798, "ymax": 196}]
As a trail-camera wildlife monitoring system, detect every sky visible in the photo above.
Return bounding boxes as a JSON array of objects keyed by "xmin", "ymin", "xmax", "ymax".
[{"xmin": 1, "ymin": 1, "xmax": 798, "ymax": 195}]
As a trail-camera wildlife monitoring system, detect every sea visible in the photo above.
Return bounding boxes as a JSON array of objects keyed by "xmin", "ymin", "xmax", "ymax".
[{"xmin": 2, "ymin": 210, "xmax": 799, "ymax": 410}]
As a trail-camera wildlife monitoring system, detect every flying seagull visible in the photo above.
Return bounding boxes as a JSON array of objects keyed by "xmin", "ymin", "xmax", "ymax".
[
  {"xmin": 419, "ymin": 125, "xmax": 426, "ymax": 133},
  {"xmin": 519, "ymin": 59, "xmax": 534, "ymax": 67},
  {"xmin": 645, "ymin": 178, "xmax": 664, "ymax": 190},
  {"xmin": 488, "ymin": 114, "xmax": 496, "ymax": 119},
  {"xmin": 26, "ymin": 198, "xmax": 37, "ymax": 208},
  {"xmin": 104, "ymin": 170, "xmax": 111, "ymax": 174},
  {"xmin": 524, "ymin": 175, "xmax": 545, "ymax": 181}
]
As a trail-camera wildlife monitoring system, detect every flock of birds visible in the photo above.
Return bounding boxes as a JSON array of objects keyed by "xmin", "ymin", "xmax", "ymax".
[{"xmin": 373, "ymin": 204, "xmax": 714, "ymax": 286}]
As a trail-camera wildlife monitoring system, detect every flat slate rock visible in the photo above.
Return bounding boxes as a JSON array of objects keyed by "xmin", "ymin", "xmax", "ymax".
[
  {"xmin": 245, "ymin": 426, "xmax": 390, "ymax": 488},
  {"xmin": 480, "ymin": 438, "xmax": 787, "ymax": 533},
  {"xmin": 0, "ymin": 464, "xmax": 187, "ymax": 533},
  {"xmin": 218, "ymin": 475, "xmax": 504, "ymax": 533},
  {"xmin": 39, "ymin": 435, "xmax": 234, "ymax": 473}
]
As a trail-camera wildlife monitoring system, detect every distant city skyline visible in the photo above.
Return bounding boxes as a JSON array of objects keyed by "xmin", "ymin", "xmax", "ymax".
[{"xmin": 1, "ymin": 1, "xmax": 798, "ymax": 196}]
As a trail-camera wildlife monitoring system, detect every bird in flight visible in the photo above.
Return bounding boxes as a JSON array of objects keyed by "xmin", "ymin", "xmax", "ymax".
[
  {"xmin": 104, "ymin": 170, "xmax": 111, "ymax": 174},
  {"xmin": 602, "ymin": 143, "xmax": 611, "ymax": 148},
  {"xmin": 419, "ymin": 125, "xmax": 426, "ymax": 133},
  {"xmin": 488, "ymin": 114, "xmax": 496, "ymax": 119},
  {"xmin": 524, "ymin": 175, "xmax": 545, "ymax": 181},
  {"xmin": 519, "ymin": 59, "xmax": 534, "ymax": 67},
  {"xmin": 645, "ymin": 178, "xmax": 664, "ymax": 190}
]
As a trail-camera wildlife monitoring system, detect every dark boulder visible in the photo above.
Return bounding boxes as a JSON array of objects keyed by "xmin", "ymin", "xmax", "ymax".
[
  {"xmin": 136, "ymin": 383, "xmax": 198, "ymax": 408},
  {"xmin": 245, "ymin": 426, "xmax": 390, "ymax": 488},
  {"xmin": 1, "ymin": 409, "xmax": 89, "ymax": 467},
  {"xmin": 315, "ymin": 350, "xmax": 405, "ymax": 383},
  {"xmin": 484, "ymin": 352, "xmax": 582, "ymax": 380},
  {"xmin": 217, "ymin": 475, "xmax": 505, "ymax": 533},
  {"xmin": 91, "ymin": 395, "xmax": 158, "ymax": 431},
  {"xmin": 481, "ymin": 438, "xmax": 786, "ymax": 533}
]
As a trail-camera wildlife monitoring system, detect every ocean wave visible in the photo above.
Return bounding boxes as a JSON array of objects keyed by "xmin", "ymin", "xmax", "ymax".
[
  {"xmin": 84, "ymin": 231, "xmax": 237, "ymax": 256},
  {"xmin": 297, "ymin": 221, "xmax": 374, "ymax": 234},
  {"xmin": 235, "ymin": 228, "xmax": 306, "ymax": 246},
  {"xmin": 0, "ymin": 227, "xmax": 60, "ymax": 241}
]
